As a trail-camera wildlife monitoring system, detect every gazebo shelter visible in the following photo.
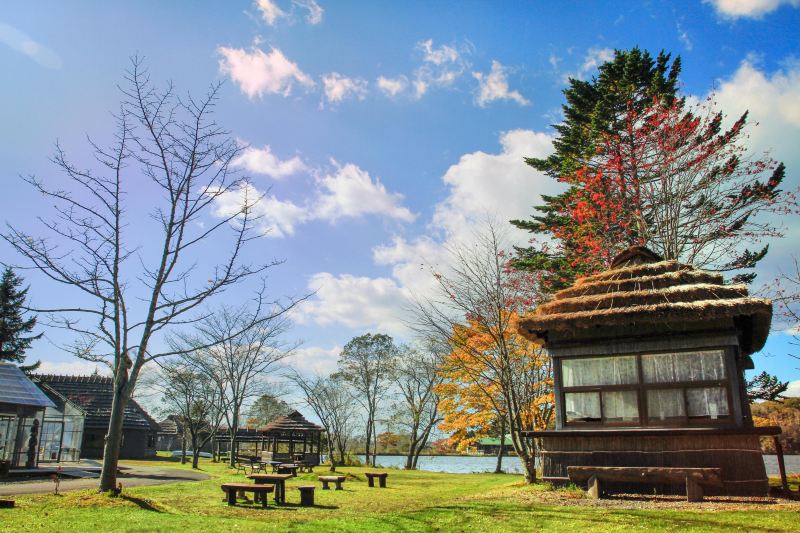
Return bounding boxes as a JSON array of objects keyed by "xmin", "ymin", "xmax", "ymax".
[
  {"xmin": 517, "ymin": 246, "xmax": 781, "ymax": 496},
  {"xmin": 216, "ymin": 411, "xmax": 323, "ymax": 466}
]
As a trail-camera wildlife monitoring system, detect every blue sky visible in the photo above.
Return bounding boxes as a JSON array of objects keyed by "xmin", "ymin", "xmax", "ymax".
[{"xmin": 1, "ymin": 0, "xmax": 799, "ymax": 394}]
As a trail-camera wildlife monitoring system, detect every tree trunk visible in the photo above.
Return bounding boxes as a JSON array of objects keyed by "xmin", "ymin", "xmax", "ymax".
[
  {"xmin": 228, "ymin": 407, "xmax": 239, "ymax": 467},
  {"xmin": 494, "ymin": 420, "xmax": 505, "ymax": 474},
  {"xmin": 191, "ymin": 433, "xmax": 200, "ymax": 469},
  {"xmin": 211, "ymin": 434, "xmax": 217, "ymax": 463},
  {"xmin": 98, "ymin": 381, "xmax": 129, "ymax": 492},
  {"xmin": 327, "ymin": 431, "xmax": 336, "ymax": 472},
  {"xmin": 405, "ymin": 440, "xmax": 416, "ymax": 470},
  {"xmin": 180, "ymin": 432, "xmax": 187, "ymax": 465}
]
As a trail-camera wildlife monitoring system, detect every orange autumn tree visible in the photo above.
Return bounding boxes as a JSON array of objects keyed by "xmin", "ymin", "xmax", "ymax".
[{"xmin": 413, "ymin": 223, "xmax": 554, "ymax": 483}]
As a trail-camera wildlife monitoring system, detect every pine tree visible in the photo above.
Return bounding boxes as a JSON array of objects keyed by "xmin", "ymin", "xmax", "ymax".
[
  {"xmin": 511, "ymin": 48, "xmax": 682, "ymax": 292},
  {"xmin": 0, "ymin": 267, "xmax": 42, "ymax": 371},
  {"xmin": 511, "ymin": 47, "xmax": 793, "ymax": 292}
]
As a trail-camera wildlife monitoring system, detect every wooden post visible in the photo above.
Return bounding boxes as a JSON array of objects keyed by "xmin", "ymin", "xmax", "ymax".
[
  {"xmin": 686, "ymin": 477, "xmax": 704, "ymax": 502},
  {"xmin": 587, "ymin": 475, "xmax": 600, "ymax": 499},
  {"xmin": 773, "ymin": 436, "xmax": 790, "ymax": 492}
]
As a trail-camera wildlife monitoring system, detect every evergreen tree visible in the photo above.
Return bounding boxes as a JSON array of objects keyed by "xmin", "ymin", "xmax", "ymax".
[
  {"xmin": 511, "ymin": 47, "xmax": 791, "ymax": 292},
  {"xmin": 511, "ymin": 48, "xmax": 681, "ymax": 291},
  {"xmin": 0, "ymin": 267, "xmax": 42, "ymax": 371}
]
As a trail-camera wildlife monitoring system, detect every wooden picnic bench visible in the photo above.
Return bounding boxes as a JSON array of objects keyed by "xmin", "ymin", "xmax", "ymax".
[
  {"xmin": 221, "ymin": 483, "xmax": 274, "ymax": 508},
  {"xmin": 248, "ymin": 473, "xmax": 292, "ymax": 504},
  {"xmin": 297, "ymin": 462, "xmax": 315, "ymax": 473},
  {"xmin": 277, "ymin": 464, "xmax": 299, "ymax": 476},
  {"xmin": 365, "ymin": 472, "xmax": 388, "ymax": 488},
  {"xmin": 233, "ymin": 456, "xmax": 263, "ymax": 475},
  {"xmin": 567, "ymin": 466, "xmax": 723, "ymax": 502},
  {"xmin": 319, "ymin": 475, "xmax": 346, "ymax": 490}
]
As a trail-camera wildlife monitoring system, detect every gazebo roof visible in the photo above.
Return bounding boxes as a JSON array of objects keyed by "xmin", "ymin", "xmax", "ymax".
[
  {"xmin": 260, "ymin": 410, "xmax": 323, "ymax": 434},
  {"xmin": 518, "ymin": 246, "xmax": 772, "ymax": 355}
]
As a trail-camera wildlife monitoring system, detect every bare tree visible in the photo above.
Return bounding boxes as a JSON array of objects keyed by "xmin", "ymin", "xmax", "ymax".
[
  {"xmin": 392, "ymin": 343, "xmax": 443, "ymax": 469},
  {"xmin": 772, "ymin": 255, "xmax": 800, "ymax": 363},
  {"xmin": 290, "ymin": 372, "xmax": 356, "ymax": 471},
  {"xmin": 336, "ymin": 333, "xmax": 397, "ymax": 467},
  {"xmin": 178, "ymin": 304, "xmax": 294, "ymax": 466},
  {"xmin": 2, "ymin": 58, "xmax": 294, "ymax": 491},
  {"xmin": 152, "ymin": 359, "xmax": 224, "ymax": 468},
  {"xmin": 410, "ymin": 222, "xmax": 554, "ymax": 483}
]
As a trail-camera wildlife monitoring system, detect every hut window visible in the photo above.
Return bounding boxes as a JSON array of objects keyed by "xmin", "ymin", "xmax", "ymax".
[
  {"xmin": 686, "ymin": 387, "xmax": 729, "ymax": 419},
  {"xmin": 646, "ymin": 389, "xmax": 686, "ymax": 422},
  {"xmin": 602, "ymin": 390, "xmax": 639, "ymax": 422},
  {"xmin": 564, "ymin": 392, "xmax": 601, "ymax": 423},
  {"xmin": 562, "ymin": 355, "xmax": 638, "ymax": 387},
  {"xmin": 642, "ymin": 350, "xmax": 726, "ymax": 383}
]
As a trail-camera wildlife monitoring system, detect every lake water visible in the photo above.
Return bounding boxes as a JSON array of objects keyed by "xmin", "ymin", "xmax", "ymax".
[{"xmin": 357, "ymin": 454, "xmax": 800, "ymax": 477}]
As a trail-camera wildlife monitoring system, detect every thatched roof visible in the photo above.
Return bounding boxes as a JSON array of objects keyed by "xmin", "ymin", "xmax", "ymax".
[
  {"xmin": 518, "ymin": 246, "xmax": 772, "ymax": 354},
  {"xmin": 260, "ymin": 410, "xmax": 323, "ymax": 434}
]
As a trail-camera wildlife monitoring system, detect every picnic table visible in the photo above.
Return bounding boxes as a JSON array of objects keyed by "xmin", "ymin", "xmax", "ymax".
[
  {"xmin": 277, "ymin": 463, "xmax": 299, "ymax": 477},
  {"xmin": 248, "ymin": 473, "xmax": 292, "ymax": 504}
]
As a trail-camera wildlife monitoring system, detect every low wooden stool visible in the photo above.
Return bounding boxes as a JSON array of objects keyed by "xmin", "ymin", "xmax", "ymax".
[
  {"xmin": 319, "ymin": 475, "xmax": 346, "ymax": 490},
  {"xmin": 298, "ymin": 485, "xmax": 315, "ymax": 506},
  {"xmin": 365, "ymin": 472, "xmax": 388, "ymax": 487}
]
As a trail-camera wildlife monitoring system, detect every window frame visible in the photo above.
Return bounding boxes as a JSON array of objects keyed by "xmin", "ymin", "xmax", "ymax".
[{"xmin": 559, "ymin": 347, "xmax": 735, "ymax": 429}]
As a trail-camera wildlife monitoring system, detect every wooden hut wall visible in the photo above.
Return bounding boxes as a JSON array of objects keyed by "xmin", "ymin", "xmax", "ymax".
[{"xmin": 539, "ymin": 430, "xmax": 769, "ymax": 496}]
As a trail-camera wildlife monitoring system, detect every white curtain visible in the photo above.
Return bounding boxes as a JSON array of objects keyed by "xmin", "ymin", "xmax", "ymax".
[
  {"xmin": 642, "ymin": 349, "xmax": 725, "ymax": 383},
  {"xmin": 647, "ymin": 388, "xmax": 685, "ymax": 421},
  {"xmin": 562, "ymin": 356, "xmax": 638, "ymax": 387},
  {"xmin": 686, "ymin": 387, "xmax": 729, "ymax": 418},
  {"xmin": 565, "ymin": 392, "xmax": 601, "ymax": 422},
  {"xmin": 602, "ymin": 390, "xmax": 639, "ymax": 422}
]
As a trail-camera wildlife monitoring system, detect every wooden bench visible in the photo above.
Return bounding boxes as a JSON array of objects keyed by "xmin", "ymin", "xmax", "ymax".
[
  {"xmin": 567, "ymin": 466, "xmax": 723, "ymax": 502},
  {"xmin": 298, "ymin": 485, "xmax": 315, "ymax": 506},
  {"xmin": 319, "ymin": 475, "xmax": 346, "ymax": 490},
  {"xmin": 365, "ymin": 471, "xmax": 388, "ymax": 488},
  {"xmin": 297, "ymin": 462, "xmax": 315, "ymax": 473},
  {"xmin": 248, "ymin": 473, "xmax": 292, "ymax": 504},
  {"xmin": 221, "ymin": 483, "xmax": 274, "ymax": 508}
]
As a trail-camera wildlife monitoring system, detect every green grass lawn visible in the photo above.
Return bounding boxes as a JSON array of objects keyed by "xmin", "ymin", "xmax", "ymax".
[{"xmin": 2, "ymin": 457, "xmax": 799, "ymax": 532}]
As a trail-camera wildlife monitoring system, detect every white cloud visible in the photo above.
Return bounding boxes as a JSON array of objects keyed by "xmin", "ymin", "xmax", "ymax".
[
  {"xmin": 37, "ymin": 359, "xmax": 108, "ymax": 376},
  {"xmin": 676, "ymin": 21, "xmax": 693, "ymax": 51},
  {"xmin": 255, "ymin": 0, "xmax": 287, "ymax": 25},
  {"xmin": 786, "ymin": 379, "xmax": 800, "ymax": 397},
  {"xmin": 418, "ymin": 39, "xmax": 460, "ymax": 66},
  {"xmin": 705, "ymin": 0, "xmax": 799, "ymax": 18},
  {"xmin": 210, "ymin": 182, "xmax": 309, "ymax": 238},
  {"xmin": 566, "ymin": 47, "xmax": 614, "ymax": 81},
  {"xmin": 217, "ymin": 46, "xmax": 314, "ymax": 99},
  {"xmin": 0, "ymin": 22, "xmax": 62, "ymax": 69},
  {"xmin": 284, "ymin": 345, "xmax": 340, "ymax": 375},
  {"xmin": 472, "ymin": 60, "xmax": 530, "ymax": 107},
  {"xmin": 413, "ymin": 39, "xmax": 469, "ymax": 98},
  {"xmin": 314, "ymin": 162, "xmax": 416, "ymax": 223},
  {"xmin": 210, "ymin": 161, "xmax": 415, "ymax": 236},
  {"xmin": 377, "ymin": 75, "xmax": 408, "ymax": 97},
  {"xmin": 321, "ymin": 73, "xmax": 368, "ymax": 106},
  {"xmin": 232, "ymin": 144, "xmax": 308, "ymax": 179},
  {"xmin": 293, "ymin": 0, "xmax": 324, "ymax": 24},
  {"xmin": 710, "ymin": 58, "xmax": 800, "ymax": 284},
  {"xmin": 432, "ymin": 129, "xmax": 557, "ymax": 242},
  {"xmin": 296, "ymin": 272, "xmax": 411, "ymax": 335},
  {"xmin": 302, "ymin": 129, "xmax": 558, "ymax": 334}
]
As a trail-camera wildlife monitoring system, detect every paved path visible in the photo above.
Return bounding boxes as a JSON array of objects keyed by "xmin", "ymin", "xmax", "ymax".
[{"xmin": 0, "ymin": 463, "xmax": 211, "ymax": 495}]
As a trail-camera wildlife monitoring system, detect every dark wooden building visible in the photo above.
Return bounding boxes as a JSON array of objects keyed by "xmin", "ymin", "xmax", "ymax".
[
  {"xmin": 517, "ymin": 246, "xmax": 778, "ymax": 496},
  {"xmin": 215, "ymin": 411, "xmax": 323, "ymax": 465},
  {"xmin": 34, "ymin": 374, "xmax": 160, "ymax": 459}
]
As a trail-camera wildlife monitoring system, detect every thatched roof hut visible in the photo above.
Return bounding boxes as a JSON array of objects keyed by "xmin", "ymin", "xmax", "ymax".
[
  {"xmin": 261, "ymin": 411, "xmax": 324, "ymax": 434},
  {"xmin": 517, "ymin": 246, "xmax": 779, "ymax": 497},
  {"xmin": 518, "ymin": 246, "xmax": 771, "ymax": 356}
]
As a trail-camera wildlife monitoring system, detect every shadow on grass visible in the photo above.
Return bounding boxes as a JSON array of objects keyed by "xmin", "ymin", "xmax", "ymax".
[
  {"xmin": 400, "ymin": 501, "xmax": 792, "ymax": 533},
  {"xmin": 119, "ymin": 494, "xmax": 163, "ymax": 513}
]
